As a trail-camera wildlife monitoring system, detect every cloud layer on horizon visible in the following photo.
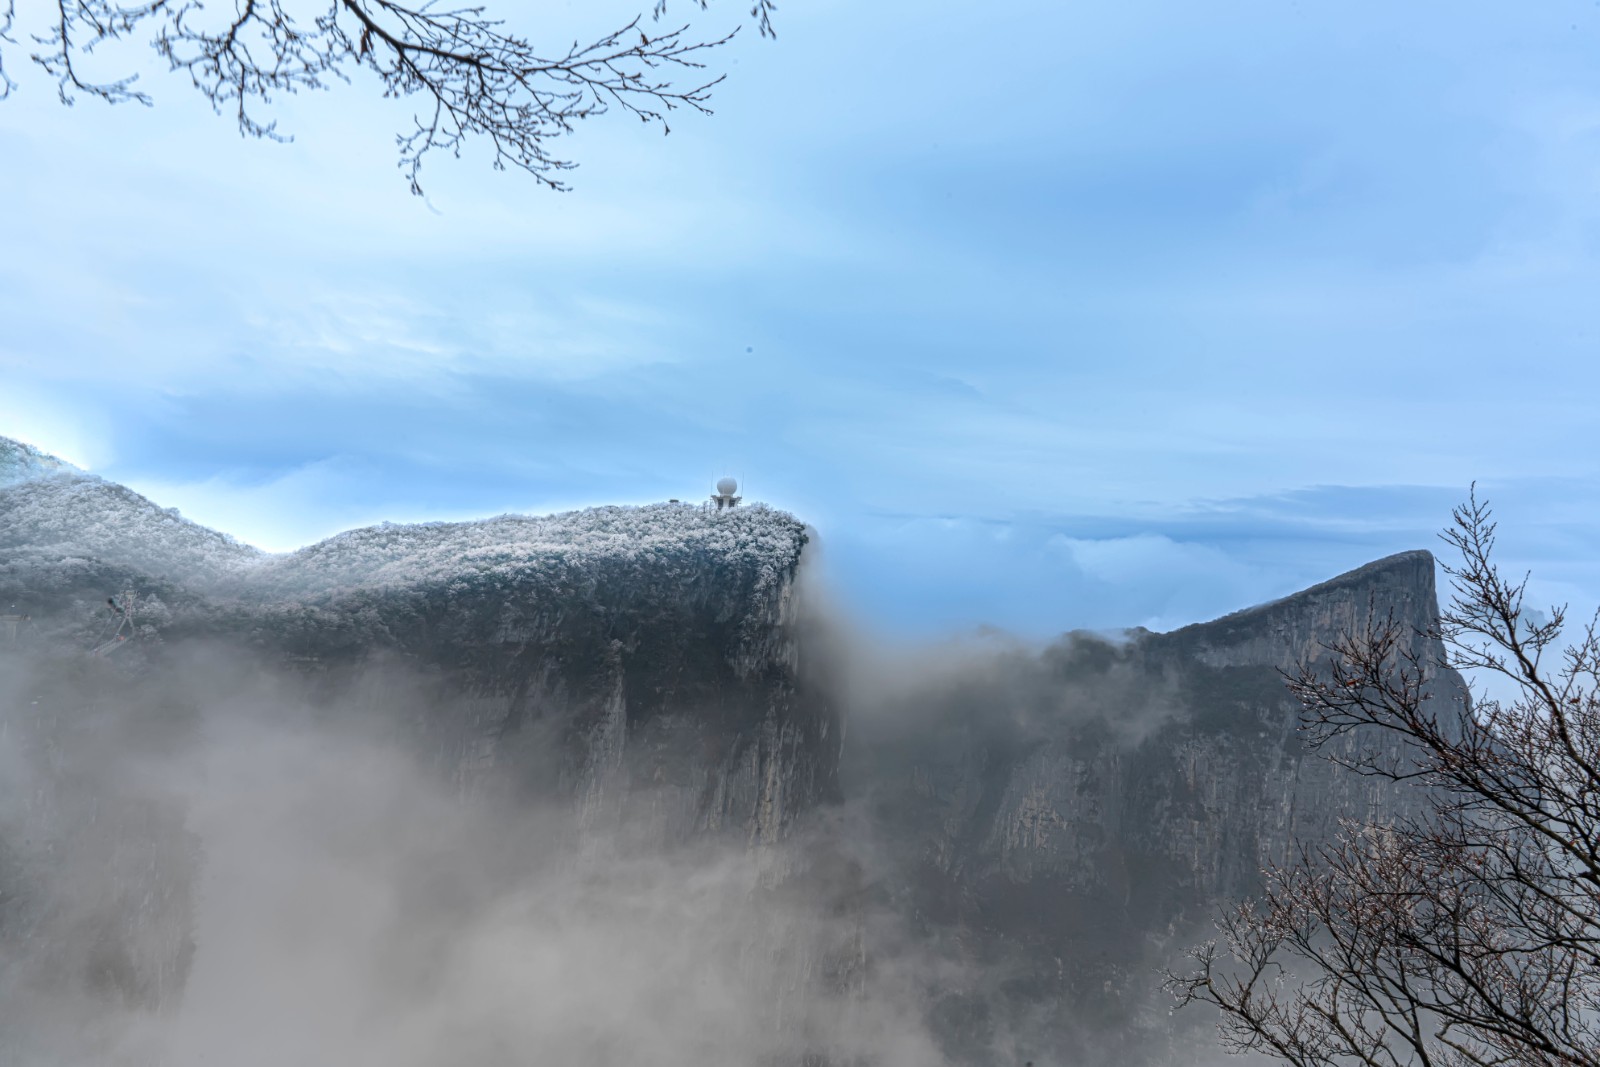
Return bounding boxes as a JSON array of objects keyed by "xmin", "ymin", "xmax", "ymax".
[{"xmin": 2, "ymin": 0, "xmax": 1598, "ymax": 636}]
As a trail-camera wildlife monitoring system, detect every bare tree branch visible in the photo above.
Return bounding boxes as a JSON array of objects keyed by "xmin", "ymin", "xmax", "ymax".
[
  {"xmin": 0, "ymin": 0, "xmax": 19, "ymax": 99},
  {"xmin": 30, "ymin": 0, "xmax": 167, "ymax": 105},
  {"xmin": 654, "ymin": 0, "xmax": 775, "ymax": 40},
  {"xmin": 5, "ymin": 0, "xmax": 766, "ymax": 192}
]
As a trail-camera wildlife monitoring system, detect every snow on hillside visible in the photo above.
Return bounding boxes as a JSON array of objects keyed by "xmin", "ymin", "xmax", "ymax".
[
  {"xmin": 0, "ymin": 427, "xmax": 809, "ymax": 611},
  {"xmin": 244, "ymin": 503, "xmax": 809, "ymax": 601},
  {"xmin": 0, "ymin": 449, "xmax": 808, "ymax": 609},
  {"xmin": 0, "ymin": 437, "xmax": 78, "ymax": 487},
  {"xmin": 0, "ymin": 475, "xmax": 266, "ymax": 586}
]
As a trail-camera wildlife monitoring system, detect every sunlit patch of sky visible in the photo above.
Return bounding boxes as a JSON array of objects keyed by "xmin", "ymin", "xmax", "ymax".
[{"xmin": 3, "ymin": 0, "xmax": 1599, "ymax": 637}]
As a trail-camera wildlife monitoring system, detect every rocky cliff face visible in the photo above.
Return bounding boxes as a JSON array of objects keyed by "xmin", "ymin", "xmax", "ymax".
[
  {"xmin": 845, "ymin": 549, "xmax": 1465, "ymax": 1064},
  {"xmin": 227, "ymin": 506, "xmax": 841, "ymax": 846},
  {"xmin": 1162, "ymin": 548, "xmax": 1442, "ymax": 671},
  {"xmin": 0, "ymin": 468, "xmax": 837, "ymax": 847},
  {"xmin": 0, "ymin": 438, "xmax": 1464, "ymax": 1066}
]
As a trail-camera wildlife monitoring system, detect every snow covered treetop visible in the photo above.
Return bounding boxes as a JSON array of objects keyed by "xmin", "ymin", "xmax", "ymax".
[
  {"xmin": 0, "ymin": 473, "xmax": 266, "ymax": 586},
  {"xmin": 0, "ymin": 442, "xmax": 809, "ymax": 605},
  {"xmin": 246, "ymin": 503, "xmax": 809, "ymax": 600},
  {"xmin": 0, "ymin": 436, "xmax": 79, "ymax": 488}
]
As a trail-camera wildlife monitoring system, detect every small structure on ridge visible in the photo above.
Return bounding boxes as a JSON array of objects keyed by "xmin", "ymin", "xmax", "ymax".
[{"xmin": 711, "ymin": 477, "xmax": 741, "ymax": 511}]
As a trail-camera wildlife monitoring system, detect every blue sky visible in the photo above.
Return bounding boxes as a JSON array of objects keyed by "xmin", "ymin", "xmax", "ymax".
[{"xmin": 3, "ymin": 0, "xmax": 1599, "ymax": 636}]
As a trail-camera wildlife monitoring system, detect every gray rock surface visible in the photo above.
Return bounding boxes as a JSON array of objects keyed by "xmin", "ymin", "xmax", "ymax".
[{"xmin": 845, "ymin": 549, "xmax": 1463, "ymax": 1064}]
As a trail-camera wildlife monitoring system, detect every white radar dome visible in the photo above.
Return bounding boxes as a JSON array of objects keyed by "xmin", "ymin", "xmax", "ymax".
[{"xmin": 716, "ymin": 477, "xmax": 738, "ymax": 496}]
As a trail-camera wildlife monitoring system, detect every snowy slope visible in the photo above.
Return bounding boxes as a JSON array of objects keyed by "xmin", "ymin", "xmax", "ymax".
[
  {"xmin": 0, "ymin": 434, "xmax": 807, "ymax": 626},
  {"xmin": 0, "ymin": 474, "xmax": 266, "ymax": 587},
  {"xmin": 245, "ymin": 504, "xmax": 807, "ymax": 601},
  {"xmin": 0, "ymin": 437, "xmax": 78, "ymax": 487}
]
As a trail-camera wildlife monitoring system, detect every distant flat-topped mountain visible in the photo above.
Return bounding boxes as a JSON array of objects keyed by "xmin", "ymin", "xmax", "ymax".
[{"xmin": 0, "ymin": 436, "xmax": 1462, "ymax": 1066}]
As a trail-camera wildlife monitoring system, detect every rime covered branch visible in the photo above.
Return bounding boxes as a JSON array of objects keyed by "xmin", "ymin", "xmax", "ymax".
[{"xmin": 11, "ymin": 0, "xmax": 768, "ymax": 192}]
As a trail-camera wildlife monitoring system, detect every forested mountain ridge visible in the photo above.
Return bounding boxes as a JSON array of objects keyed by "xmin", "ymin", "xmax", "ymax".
[{"xmin": 0, "ymin": 438, "xmax": 80, "ymax": 488}]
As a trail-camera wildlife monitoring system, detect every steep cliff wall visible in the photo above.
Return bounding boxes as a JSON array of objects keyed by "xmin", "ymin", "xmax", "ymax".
[
  {"xmin": 1160, "ymin": 548, "xmax": 1442, "ymax": 670},
  {"xmin": 0, "ymin": 467, "xmax": 837, "ymax": 845},
  {"xmin": 223, "ymin": 505, "xmax": 839, "ymax": 845},
  {"xmin": 846, "ymin": 551, "xmax": 1467, "ymax": 1065}
]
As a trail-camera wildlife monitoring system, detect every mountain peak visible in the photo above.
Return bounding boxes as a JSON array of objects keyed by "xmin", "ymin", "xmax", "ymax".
[
  {"xmin": 1159, "ymin": 549, "xmax": 1442, "ymax": 669},
  {"xmin": 1292, "ymin": 548, "xmax": 1436, "ymax": 597}
]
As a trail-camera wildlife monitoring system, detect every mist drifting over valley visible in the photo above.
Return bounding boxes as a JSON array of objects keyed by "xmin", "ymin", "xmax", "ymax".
[{"xmin": 0, "ymin": 437, "xmax": 1472, "ymax": 1066}]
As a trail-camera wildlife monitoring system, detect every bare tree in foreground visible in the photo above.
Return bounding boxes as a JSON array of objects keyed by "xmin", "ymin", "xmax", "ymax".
[
  {"xmin": 1170, "ymin": 493, "xmax": 1600, "ymax": 1066},
  {"xmin": 0, "ymin": 0, "xmax": 775, "ymax": 192}
]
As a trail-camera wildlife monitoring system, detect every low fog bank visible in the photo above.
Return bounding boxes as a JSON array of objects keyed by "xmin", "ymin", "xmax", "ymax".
[
  {"xmin": 0, "ymin": 642, "xmax": 948, "ymax": 1067},
  {"xmin": 809, "ymin": 621, "xmax": 1233, "ymax": 1066},
  {"xmin": 0, "ymin": 573, "xmax": 1275, "ymax": 1067},
  {"xmin": 795, "ymin": 547, "xmax": 1307, "ymax": 1067}
]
